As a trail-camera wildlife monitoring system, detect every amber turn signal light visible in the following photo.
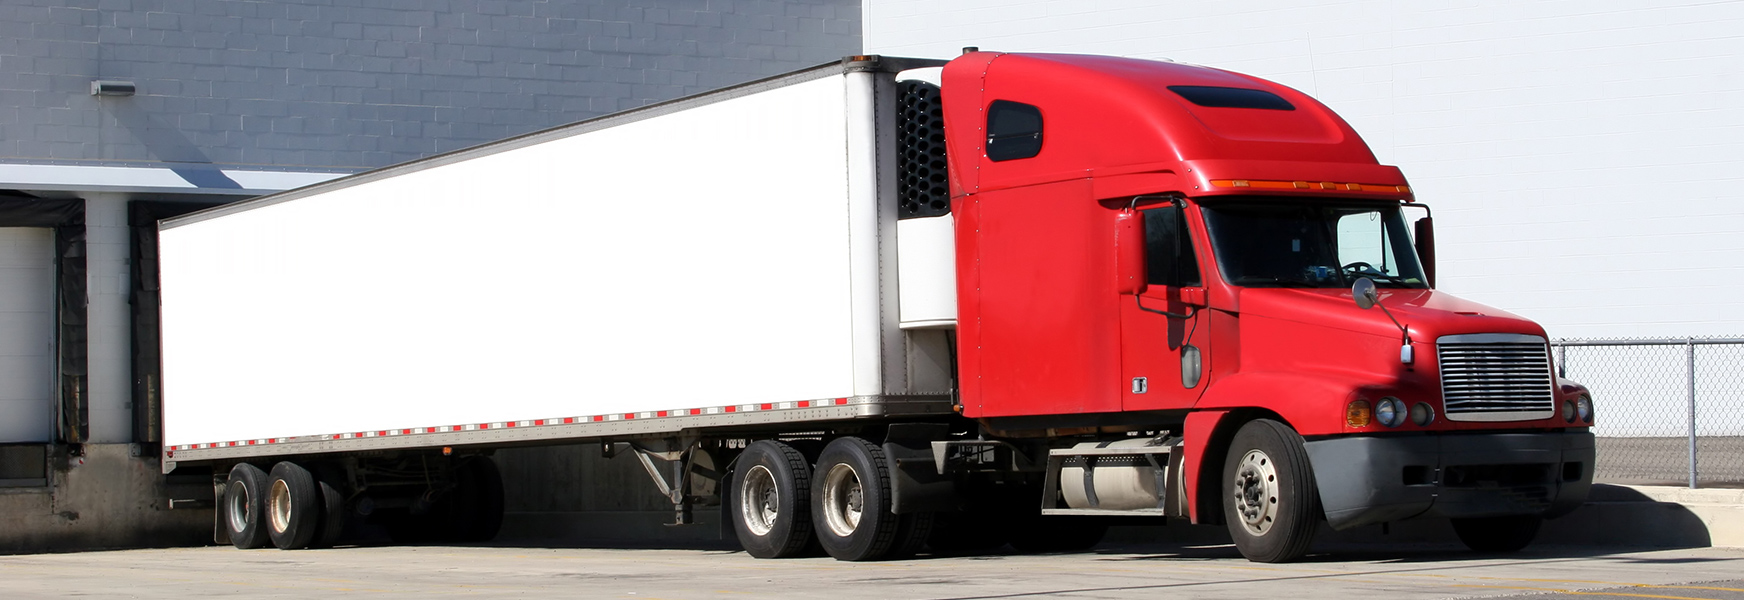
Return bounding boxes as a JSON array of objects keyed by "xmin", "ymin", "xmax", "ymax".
[{"xmin": 1346, "ymin": 400, "xmax": 1373, "ymax": 428}]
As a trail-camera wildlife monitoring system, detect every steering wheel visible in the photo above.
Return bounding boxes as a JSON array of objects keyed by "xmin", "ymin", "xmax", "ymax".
[{"xmin": 1343, "ymin": 261, "xmax": 1405, "ymax": 282}]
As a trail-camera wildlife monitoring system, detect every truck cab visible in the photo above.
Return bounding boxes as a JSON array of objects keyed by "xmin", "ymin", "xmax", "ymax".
[{"xmin": 927, "ymin": 52, "xmax": 1595, "ymax": 561}]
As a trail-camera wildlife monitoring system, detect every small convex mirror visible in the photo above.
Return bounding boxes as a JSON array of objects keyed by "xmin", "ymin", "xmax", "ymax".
[{"xmin": 1352, "ymin": 277, "xmax": 1378, "ymax": 310}]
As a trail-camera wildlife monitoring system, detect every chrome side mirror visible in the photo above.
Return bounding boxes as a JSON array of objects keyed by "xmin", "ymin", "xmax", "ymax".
[{"xmin": 1352, "ymin": 277, "xmax": 1378, "ymax": 310}]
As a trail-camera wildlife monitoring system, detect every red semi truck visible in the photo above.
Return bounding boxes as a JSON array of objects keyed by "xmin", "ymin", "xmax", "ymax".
[{"xmin": 158, "ymin": 52, "xmax": 1595, "ymax": 563}]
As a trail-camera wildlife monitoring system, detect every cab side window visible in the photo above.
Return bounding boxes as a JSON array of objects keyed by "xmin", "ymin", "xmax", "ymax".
[
  {"xmin": 986, "ymin": 100, "xmax": 1043, "ymax": 161},
  {"xmin": 1143, "ymin": 205, "xmax": 1202, "ymax": 287}
]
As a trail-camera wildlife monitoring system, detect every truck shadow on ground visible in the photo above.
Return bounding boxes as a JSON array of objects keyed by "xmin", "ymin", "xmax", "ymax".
[{"xmin": 352, "ymin": 487, "xmax": 1720, "ymax": 564}]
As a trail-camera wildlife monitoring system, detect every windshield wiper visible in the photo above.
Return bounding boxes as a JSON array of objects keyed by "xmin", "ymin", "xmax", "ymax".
[{"xmin": 1230, "ymin": 275, "xmax": 1317, "ymax": 288}]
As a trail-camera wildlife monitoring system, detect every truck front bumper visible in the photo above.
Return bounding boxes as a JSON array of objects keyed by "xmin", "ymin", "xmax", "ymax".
[{"xmin": 1303, "ymin": 430, "xmax": 1594, "ymax": 531}]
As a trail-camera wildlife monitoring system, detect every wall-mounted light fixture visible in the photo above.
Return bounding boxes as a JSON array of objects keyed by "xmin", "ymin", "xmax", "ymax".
[{"xmin": 91, "ymin": 80, "xmax": 136, "ymax": 96}]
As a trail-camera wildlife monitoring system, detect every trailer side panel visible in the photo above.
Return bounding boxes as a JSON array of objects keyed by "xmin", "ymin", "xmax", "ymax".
[{"xmin": 160, "ymin": 74, "xmax": 873, "ymax": 450}]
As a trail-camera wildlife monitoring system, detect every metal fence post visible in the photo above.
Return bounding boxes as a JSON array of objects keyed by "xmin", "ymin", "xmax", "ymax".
[{"xmin": 1686, "ymin": 337, "xmax": 1698, "ymax": 489}]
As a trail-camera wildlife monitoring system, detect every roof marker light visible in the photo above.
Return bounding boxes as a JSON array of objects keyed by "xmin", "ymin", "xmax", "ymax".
[{"xmin": 1211, "ymin": 179, "xmax": 1410, "ymax": 195}]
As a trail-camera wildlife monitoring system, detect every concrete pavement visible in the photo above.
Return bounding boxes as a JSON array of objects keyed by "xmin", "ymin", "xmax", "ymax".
[{"xmin": 1, "ymin": 542, "xmax": 1741, "ymax": 600}]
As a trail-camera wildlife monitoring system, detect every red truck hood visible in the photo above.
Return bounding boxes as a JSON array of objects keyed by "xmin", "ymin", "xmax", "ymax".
[{"xmin": 1237, "ymin": 287, "xmax": 1547, "ymax": 343}]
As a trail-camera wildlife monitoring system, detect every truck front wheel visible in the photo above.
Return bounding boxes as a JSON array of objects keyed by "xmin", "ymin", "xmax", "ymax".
[
  {"xmin": 1222, "ymin": 419, "xmax": 1321, "ymax": 563},
  {"xmin": 1452, "ymin": 515, "xmax": 1541, "ymax": 553},
  {"xmin": 730, "ymin": 440, "xmax": 815, "ymax": 558}
]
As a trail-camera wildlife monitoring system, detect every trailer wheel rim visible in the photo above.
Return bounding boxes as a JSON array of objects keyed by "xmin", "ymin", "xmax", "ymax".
[
  {"xmin": 268, "ymin": 479, "xmax": 293, "ymax": 534},
  {"xmin": 740, "ymin": 465, "xmax": 779, "ymax": 537},
  {"xmin": 1232, "ymin": 449, "xmax": 1279, "ymax": 536},
  {"xmin": 821, "ymin": 463, "xmax": 864, "ymax": 537},
  {"xmin": 227, "ymin": 481, "xmax": 253, "ymax": 533}
]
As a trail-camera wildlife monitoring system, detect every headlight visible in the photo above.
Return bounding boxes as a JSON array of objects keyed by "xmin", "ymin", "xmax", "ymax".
[
  {"xmin": 1577, "ymin": 394, "xmax": 1593, "ymax": 423},
  {"xmin": 1410, "ymin": 402, "xmax": 1435, "ymax": 426},
  {"xmin": 1346, "ymin": 400, "xmax": 1372, "ymax": 428},
  {"xmin": 1562, "ymin": 400, "xmax": 1577, "ymax": 423},
  {"xmin": 1375, "ymin": 397, "xmax": 1406, "ymax": 428}
]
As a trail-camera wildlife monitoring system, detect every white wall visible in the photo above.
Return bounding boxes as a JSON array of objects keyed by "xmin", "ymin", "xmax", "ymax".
[{"xmin": 865, "ymin": 1, "xmax": 1744, "ymax": 339}]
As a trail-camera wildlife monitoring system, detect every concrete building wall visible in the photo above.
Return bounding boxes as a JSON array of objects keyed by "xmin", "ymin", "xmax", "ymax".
[
  {"xmin": 2, "ymin": 0, "xmax": 862, "ymax": 170},
  {"xmin": 863, "ymin": 0, "xmax": 1744, "ymax": 340}
]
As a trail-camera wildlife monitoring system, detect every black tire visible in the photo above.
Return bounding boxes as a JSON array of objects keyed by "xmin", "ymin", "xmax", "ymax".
[
  {"xmin": 449, "ymin": 456, "xmax": 506, "ymax": 543},
  {"xmin": 1452, "ymin": 515, "xmax": 1542, "ymax": 553},
  {"xmin": 1009, "ymin": 518, "xmax": 1108, "ymax": 554},
  {"xmin": 224, "ymin": 463, "xmax": 271, "ymax": 549},
  {"xmin": 309, "ymin": 481, "xmax": 346, "ymax": 549},
  {"xmin": 887, "ymin": 511, "xmax": 935, "ymax": 560},
  {"xmin": 267, "ymin": 461, "xmax": 322, "ymax": 550},
  {"xmin": 784, "ymin": 438, "xmax": 825, "ymax": 464},
  {"xmin": 1222, "ymin": 419, "xmax": 1320, "ymax": 563},
  {"xmin": 927, "ymin": 511, "xmax": 1011, "ymax": 554},
  {"xmin": 729, "ymin": 440, "xmax": 815, "ymax": 558},
  {"xmin": 811, "ymin": 437, "xmax": 901, "ymax": 561}
]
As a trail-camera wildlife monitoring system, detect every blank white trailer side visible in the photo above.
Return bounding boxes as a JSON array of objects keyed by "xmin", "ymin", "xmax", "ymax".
[{"xmin": 159, "ymin": 61, "xmax": 956, "ymax": 469}]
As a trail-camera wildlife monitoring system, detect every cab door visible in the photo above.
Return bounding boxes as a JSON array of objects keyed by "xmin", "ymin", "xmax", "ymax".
[{"xmin": 1122, "ymin": 202, "xmax": 1211, "ymax": 411}]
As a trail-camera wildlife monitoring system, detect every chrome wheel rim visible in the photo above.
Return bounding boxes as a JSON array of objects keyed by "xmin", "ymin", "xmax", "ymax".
[
  {"xmin": 268, "ymin": 479, "xmax": 292, "ymax": 534},
  {"xmin": 226, "ymin": 481, "xmax": 252, "ymax": 533},
  {"xmin": 821, "ymin": 463, "xmax": 863, "ymax": 538},
  {"xmin": 740, "ymin": 465, "xmax": 779, "ymax": 537},
  {"xmin": 1232, "ymin": 449, "xmax": 1279, "ymax": 536}
]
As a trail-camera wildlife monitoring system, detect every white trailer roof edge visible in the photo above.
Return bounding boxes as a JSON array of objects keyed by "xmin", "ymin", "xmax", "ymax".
[{"xmin": 160, "ymin": 57, "xmax": 942, "ymax": 230}]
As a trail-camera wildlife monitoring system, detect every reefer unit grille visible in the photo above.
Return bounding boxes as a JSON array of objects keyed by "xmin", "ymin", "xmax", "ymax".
[{"xmin": 1436, "ymin": 333, "xmax": 1556, "ymax": 422}]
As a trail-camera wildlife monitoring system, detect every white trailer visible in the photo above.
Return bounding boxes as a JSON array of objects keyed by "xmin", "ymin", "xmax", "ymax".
[{"xmin": 158, "ymin": 57, "xmax": 961, "ymax": 554}]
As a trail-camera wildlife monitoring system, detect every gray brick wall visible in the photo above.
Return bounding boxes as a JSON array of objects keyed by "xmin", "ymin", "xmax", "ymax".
[{"xmin": 0, "ymin": 0, "xmax": 861, "ymax": 170}]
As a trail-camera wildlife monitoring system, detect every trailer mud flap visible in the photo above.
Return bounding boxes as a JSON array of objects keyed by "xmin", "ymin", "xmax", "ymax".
[{"xmin": 884, "ymin": 423, "xmax": 956, "ymax": 514}]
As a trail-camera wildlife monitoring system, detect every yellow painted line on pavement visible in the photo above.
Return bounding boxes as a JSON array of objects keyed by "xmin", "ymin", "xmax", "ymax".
[{"xmin": 1451, "ymin": 584, "xmax": 1720, "ymax": 600}]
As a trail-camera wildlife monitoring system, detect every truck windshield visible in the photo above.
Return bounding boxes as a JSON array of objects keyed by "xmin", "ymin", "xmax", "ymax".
[{"xmin": 1201, "ymin": 201, "xmax": 1428, "ymax": 289}]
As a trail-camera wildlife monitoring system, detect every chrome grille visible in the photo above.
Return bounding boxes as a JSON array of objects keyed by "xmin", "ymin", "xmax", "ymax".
[{"xmin": 1437, "ymin": 333, "xmax": 1556, "ymax": 422}]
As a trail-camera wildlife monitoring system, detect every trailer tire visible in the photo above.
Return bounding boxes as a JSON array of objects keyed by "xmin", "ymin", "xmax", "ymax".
[
  {"xmin": 811, "ymin": 437, "xmax": 900, "ymax": 561},
  {"xmin": 1009, "ymin": 518, "xmax": 1108, "ymax": 554},
  {"xmin": 1222, "ymin": 419, "xmax": 1320, "ymax": 563},
  {"xmin": 309, "ymin": 481, "xmax": 346, "ymax": 549},
  {"xmin": 224, "ymin": 463, "xmax": 272, "ymax": 549},
  {"xmin": 449, "ymin": 456, "xmax": 505, "ymax": 543},
  {"xmin": 730, "ymin": 440, "xmax": 815, "ymax": 558},
  {"xmin": 267, "ymin": 462, "xmax": 321, "ymax": 550},
  {"xmin": 1452, "ymin": 515, "xmax": 1541, "ymax": 553},
  {"xmin": 784, "ymin": 438, "xmax": 825, "ymax": 465}
]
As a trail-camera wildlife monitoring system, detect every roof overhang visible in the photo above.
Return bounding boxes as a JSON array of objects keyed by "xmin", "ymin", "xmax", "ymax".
[{"xmin": 0, "ymin": 162, "xmax": 353, "ymax": 196}]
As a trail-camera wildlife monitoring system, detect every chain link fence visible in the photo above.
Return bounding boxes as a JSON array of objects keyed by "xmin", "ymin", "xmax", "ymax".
[{"xmin": 1553, "ymin": 338, "xmax": 1744, "ymax": 488}]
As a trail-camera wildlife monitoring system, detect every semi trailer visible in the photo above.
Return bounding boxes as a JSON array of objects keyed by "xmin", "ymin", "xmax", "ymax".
[{"xmin": 157, "ymin": 52, "xmax": 1596, "ymax": 563}]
